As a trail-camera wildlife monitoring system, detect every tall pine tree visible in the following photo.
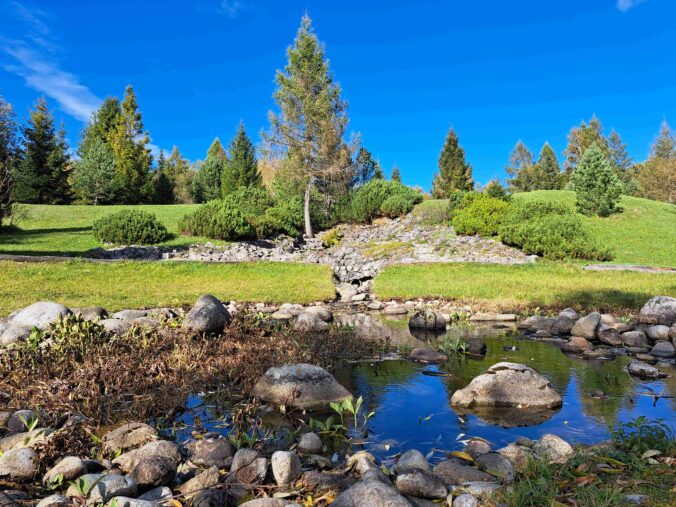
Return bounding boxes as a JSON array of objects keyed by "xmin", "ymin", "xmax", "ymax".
[
  {"xmin": 607, "ymin": 129, "xmax": 635, "ymax": 192},
  {"xmin": 14, "ymin": 98, "xmax": 71, "ymax": 204},
  {"xmin": 572, "ymin": 143, "xmax": 622, "ymax": 217},
  {"xmin": 222, "ymin": 123, "xmax": 260, "ymax": 196},
  {"xmin": 532, "ymin": 142, "xmax": 561, "ymax": 190},
  {"xmin": 164, "ymin": 146, "xmax": 195, "ymax": 204},
  {"xmin": 265, "ymin": 14, "xmax": 351, "ymax": 238},
  {"xmin": 505, "ymin": 140, "xmax": 535, "ymax": 192},
  {"xmin": 650, "ymin": 120, "xmax": 675, "ymax": 160},
  {"xmin": 563, "ymin": 115, "xmax": 609, "ymax": 181},
  {"xmin": 431, "ymin": 128, "xmax": 473, "ymax": 198},
  {"xmin": 71, "ymin": 137, "xmax": 119, "ymax": 205},
  {"xmin": 352, "ymin": 147, "xmax": 376, "ymax": 186},
  {"xmin": 193, "ymin": 138, "xmax": 227, "ymax": 202},
  {"xmin": 152, "ymin": 150, "xmax": 174, "ymax": 204},
  {"xmin": 391, "ymin": 164, "xmax": 402, "ymax": 182}
]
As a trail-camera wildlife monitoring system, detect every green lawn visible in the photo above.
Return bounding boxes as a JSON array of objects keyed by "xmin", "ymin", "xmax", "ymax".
[
  {"xmin": 0, "ymin": 204, "xmax": 216, "ymax": 256},
  {"xmin": 514, "ymin": 191, "xmax": 676, "ymax": 268},
  {"xmin": 374, "ymin": 262, "xmax": 676, "ymax": 312},
  {"xmin": 0, "ymin": 260, "xmax": 335, "ymax": 315}
]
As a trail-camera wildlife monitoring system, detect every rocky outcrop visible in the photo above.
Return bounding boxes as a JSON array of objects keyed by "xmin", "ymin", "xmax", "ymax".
[{"xmin": 639, "ymin": 296, "xmax": 676, "ymax": 326}]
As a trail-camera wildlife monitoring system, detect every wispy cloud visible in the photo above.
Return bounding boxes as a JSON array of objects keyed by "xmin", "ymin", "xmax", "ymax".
[
  {"xmin": 617, "ymin": 0, "xmax": 648, "ymax": 13},
  {"xmin": 219, "ymin": 0, "xmax": 243, "ymax": 18},
  {"xmin": 1, "ymin": 2, "xmax": 101, "ymax": 121}
]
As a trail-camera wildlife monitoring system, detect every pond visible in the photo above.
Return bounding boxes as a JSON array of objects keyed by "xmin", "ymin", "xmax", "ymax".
[{"xmin": 169, "ymin": 312, "xmax": 676, "ymax": 463}]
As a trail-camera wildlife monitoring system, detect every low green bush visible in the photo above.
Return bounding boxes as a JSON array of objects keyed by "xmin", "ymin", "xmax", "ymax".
[
  {"xmin": 380, "ymin": 194, "xmax": 415, "ymax": 218},
  {"xmin": 499, "ymin": 199, "xmax": 612, "ymax": 260},
  {"xmin": 446, "ymin": 190, "xmax": 476, "ymax": 220},
  {"xmin": 451, "ymin": 195, "xmax": 510, "ymax": 236},
  {"xmin": 412, "ymin": 199, "xmax": 449, "ymax": 225},
  {"xmin": 343, "ymin": 179, "xmax": 422, "ymax": 223},
  {"xmin": 321, "ymin": 227, "xmax": 343, "ymax": 248},
  {"xmin": 92, "ymin": 210, "xmax": 169, "ymax": 245}
]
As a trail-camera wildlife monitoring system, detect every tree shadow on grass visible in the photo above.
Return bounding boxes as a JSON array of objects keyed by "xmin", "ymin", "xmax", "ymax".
[{"xmin": 553, "ymin": 288, "xmax": 676, "ymax": 312}]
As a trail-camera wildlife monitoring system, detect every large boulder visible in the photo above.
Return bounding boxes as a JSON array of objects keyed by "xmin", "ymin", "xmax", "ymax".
[
  {"xmin": 294, "ymin": 312, "xmax": 330, "ymax": 333},
  {"xmin": 409, "ymin": 310, "xmax": 448, "ymax": 330},
  {"xmin": 450, "ymin": 362, "xmax": 562, "ymax": 409},
  {"xmin": 532, "ymin": 434, "xmax": 574, "ymax": 464},
  {"xmin": 182, "ymin": 295, "xmax": 230, "ymax": 334},
  {"xmin": 332, "ymin": 480, "xmax": 411, "ymax": 507},
  {"xmin": 394, "ymin": 468, "xmax": 447, "ymax": 499},
  {"xmin": 407, "ymin": 348, "xmax": 447, "ymax": 364},
  {"xmin": 639, "ymin": 296, "xmax": 676, "ymax": 326},
  {"xmin": 433, "ymin": 460, "xmax": 492, "ymax": 484},
  {"xmin": 10, "ymin": 302, "xmax": 71, "ymax": 330},
  {"xmin": 647, "ymin": 325, "xmax": 671, "ymax": 341},
  {"xmin": 185, "ymin": 438, "xmax": 235, "ymax": 468},
  {"xmin": 252, "ymin": 364, "xmax": 351, "ymax": 411},
  {"xmin": 66, "ymin": 474, "xmax": 137, "ymax": 504},
  {"xmin": 570, "ymin": 312, "xmax": 601, "ymax": 340},
  {"xmin": 621, "ymin": 331, "xmax": 649, "ymax": 349},
  {"xmin": 627, "ymin": 361, "xmax": 668, "ymax": 380},
  {"xmin": 597, "ymin": 324, "xmax": 622, "ymax": 347},
  {"xmin": 561, "ymin": 336, "xmax": 593, "ymax": 354},
  {"xmin": 102, "ymin": 422, "xmax": 157, "ymax": 454},
  {"xmin": 0, "ymin": 447, "xmax": 38, "ymax": 479},
  {"xmin": 650, "ymin": 341, "xmax": 675, "ymax": 359}
]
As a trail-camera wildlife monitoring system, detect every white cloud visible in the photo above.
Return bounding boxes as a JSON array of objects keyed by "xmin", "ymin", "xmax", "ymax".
[
  {"xmin": 617, "ymin": 0, "xmax": 648, "ymax": 12},
  {"xmin": 219, "ymin": 0, "xmax": 242, "ymax": 18}
]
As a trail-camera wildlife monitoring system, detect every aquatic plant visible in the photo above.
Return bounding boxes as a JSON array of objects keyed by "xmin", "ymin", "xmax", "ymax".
[{"xmin": 436, "ymin": 336, "xmax": 468, "ymax": 356}]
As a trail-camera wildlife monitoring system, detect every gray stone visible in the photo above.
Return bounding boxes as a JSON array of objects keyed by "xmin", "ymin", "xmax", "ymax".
[
  {"xmin": 183, "ymin": 295, "xmax": 230, "ymax": 334},
  {"xmin": 186, "ymin": 438, "xmax": 235, "ymax": 468},
  {"xmin": 570, "ymin": 312, "xmax": 601, "ymax": 340},
  {"xmin": 111, "ymin": 309, "xmax": 147, "ymax": 320},
  {"xmin": 271, "ymin": 450, "xmax": 302, "ymax": 486},
  {"xmin": 466, "ymin": 338, "xmax": 486, "ymax": 355},
  {"xmin": 332, "ymin": 479, "xmax": 411, "ymax": 507},
  {"xmin": 497, "ymin": 444, "xmax": 531, "ymax": 472},
  {"xmin": 621, "ymin": 331, "xmax": 649, "ymax": 348},
  {"xmin": 469, "ymin": 313, "xmax": 516, "ymax": 322},
  {"xmin": 0, "ymin": 447, "xmax": 38, "ymax": 479},
  {"xmin": 43, "ymin": 456, "xmax": 87, "ymax": 484},
  {"xmin": 36, "ymin": 494, "xmax": 71, "ymax": 507},
  {"xmin": 113, "ymin": 439, "xmax": 180, "ymax": 472},
  {"xmin": 130, "ymin": 456, "xmax": 175, "ymax": 487},
  {"xmin": 73, "ymin": 307, "xmax": 107, "ymax": 321},
  {"xmin": 294, "ymin": 312, "xmax": 330, "ymax": 332},
  {"xmin": 464, "ymin": 438, "xmax": 492, "ymax": 458},
  {"xmin": 271, "ymin": 310, "xmax": 293, "ymax": 321},
  {"xmin": 597, "ymin": 324, "xmax": 622, "ymax": 347},
  {"xmin": 450, "ymin": 362, "xmax": 562, "ymax": 409},
  {"xmin": 548, "ymin": 316, "xmax": 575, "ymax": 335},
  {"xmin": 452, "ymin": 493, "xmax": 479, "ymax": 507},
  {"xmin": 337, "ymin": 283, "xmax": 359, "ymax": 300},
  {"xmin": 559, "ymin": 308, "xmax": 579, "ymax": 320},
  {"xmin": 108, "ymin": 498, "xmax": 156, "ymax": 507},
  {"xmin": 627, "ymin": 360, "xmax": 668, "ymax": 379},
  {"xmin": 650, "ymin": 341, "xmax": 676, "ymax": 358},
  {"xmin": 433, "ymin": 460, "xmax": 492, "ymax": 485},
  {"xmin": 252, "ymin": 364, "xmax": 351, "ymax": 411},
  {"xmin": 11, "ymin": 302, "xmax": 71, "ymax": 330},
  {"xmin": 409, "ymin": 310, "xmax": 448, "ymax": 330},
  {"xmin": 298, "ymin": 432, "xmax": 323, "ymax": 454},
  {"xmin": 229, "ymin": 449, "xmax": 267, "ymax": 485},
  {"xmin": 394, "ymin": 449, "xmax": 430, "ymax": 473},
  {"xmin": 461, "ymin": 481, "xmax": 501, "ymax": 497},
  {"xmin": 240, "ymin": 500, "xmax": 299, "ymax": 507},
  {"xmin": 100, "ymin": 319, "xmax": 132, "ymax": 336},
  {"xmin": 278, "ymin": 303, "xmax": 305, "ymax": 316},
  {"xmin": 561, "ymin": 336, "xmax": 593, "ymax": 354},
  {"xmin": 305, "ymin": 306, "xmax": 333, "ymax": 322},
  {"xmin": 383, "ymin": 305, "xmax": 408, "ymax": 316},
  {"xmin": 647, "ymin": 325, "xmax": 671, "ymax": 341},
  {"xmin": 177, "ymin": 466, "xmax": 220, "ymax": 495},
  {"xmin": 0, "ymin": 428, "xmax": 51, "ymax": 452},
  {"xmin": 137, "ymin": 486, "xmax": 172, "ymax": 501},
  {"xmin": 65, "ymin": 474, "xmax": 137, "ymax": 504},
  {"xmin": 7, "ymin": 409, "xmax": 37, "ymax": 433},
  {"xmin": 532, "ymin": 434, "xmax": 574, "ymax": 464},
  {"xmin": 102, "ymin": 422, "xmax": 157, "ymax": 454},
  {"xmin": 517, "ymin": 315, "xmax": 551, "ymax": 331},
  {"xmin": 475, "ymin": 453, "xmax": 515, "ymax": 483},
  {"xmin": 407, "ymin": 347, "xmax": 447, "ymax": 364},
  {"xmin": 0, "ymin": 324, "xmax": 32, "ymax": 346},
  {"xmin": 129, "ymin": 316, "xmax": 160, "ymax": 329},
  {"xmin": 623, "ymin": 494, "xmax": 649, "ymax": 505},
  {"xmin": 395, "ymin": 468, "xmax": 447, "ymax": 499},
  {"xmin": 639, "ymin": 296, "xmax": 676, "ymax": 326}
]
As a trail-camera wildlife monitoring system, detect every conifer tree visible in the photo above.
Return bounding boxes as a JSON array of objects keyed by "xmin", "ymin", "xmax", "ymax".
[
  {"xmin": 353, "ymin": 147, "xmax": 376, "ymax": 186},
  {"xmin": 532, "ymin": 142, "xmax": 561, "ymax": 190},
  {"xmin": 108, "ymin": 86, "xmax": 153, "ymax": 203},
  {"xmin": 71, "ymin": 137, "xmax": 119, "ymax": 205},
  {"xmin": 572, "ymin": 143, "xmax": 622, "ymax": 216},
  {"xmin": 607, "ymin": 129, "xmax": 635, "ymax": 192},
  {"xmin": 391, "ymin": 164, "xmax": 402, "ymax": 183},
  {"xmin": 152, "ymin": 150, "xmax": 174, "ymax": 204},
  {"xmin": 0, "ymin": 97, "xmax": 19, "ymax": 170},
  {"xmin": 505, "ymin": 140, "xmax": 535, "ymax": 192},
  {"xmin": 484, "ymin": 179, "xmax": 510, "ymax": 200},
  {"xmin": 14, "ymin": 98, "xmax": 71, "ymax": 203},
  {"xmin": 563, "ymin": 116, "xmax": 609, "ymax": 181},
  {"xmin": 373, "ymin": 161, "xmax": 384, "ymax": 180},
  {"xmin": 164, "ymin": 146, "xmax": 194, "ymax": 203},
  {"xmin": 265, "ymin": 14, "xmax": 350, "ymax": 238},
  {"xmin": 431, "ymin": 128, "xmax": 473, "ymax": 198},
  {"xmin": 193, "ymin": 138, "xmax": 226, "ymax": 202},
  {"xmin": 222, "ymin": 123, "xmax": 259, "ymax": 196},
  {"xmin": 650, "ymin": 120, "xmax": 675, "ymax": 160}
]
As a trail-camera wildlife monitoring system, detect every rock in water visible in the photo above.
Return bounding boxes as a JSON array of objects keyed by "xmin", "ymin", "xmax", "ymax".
[
  {"xmin": 450, "ymin": 362, "xmax": 562, "ymax": 409},
  {"xmin": 627, "ymin": 361, "xmax": 668, "ymax": 380},
  {"xmin": 561, "ymin": 336, "xmax": 593, "ymax": 354},
  {"xmin": 570, "ymin": 312, "xmax": 601, "ymax": 340},
  {"xmin": 639, "ymin": 296, "xmax": 676, "ymax": 326},
  {"xmin": 252, "ymin": 364, "xmax": 352, "ymax": 411},
  {"xmin": 182, "ymin": 294, "xmax": 230, "ymax": 334},
  {"xmin": 408, "ymin": 310, "xmax": 448, "ymax": 330}
]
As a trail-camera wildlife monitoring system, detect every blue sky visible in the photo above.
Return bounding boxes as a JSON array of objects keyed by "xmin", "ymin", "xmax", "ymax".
[{"xmin": 1, "ymin": 0, "xmax": 675, "ymax": 189}]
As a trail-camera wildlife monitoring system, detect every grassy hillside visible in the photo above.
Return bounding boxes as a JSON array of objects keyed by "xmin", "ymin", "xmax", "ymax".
[
  {"xmin": 0, "ymin": 204, "xmax": 215, "ymax": 256},
  {"xmin": 514, "ymin": 191, "xmax": 676, "ymax": 267}
]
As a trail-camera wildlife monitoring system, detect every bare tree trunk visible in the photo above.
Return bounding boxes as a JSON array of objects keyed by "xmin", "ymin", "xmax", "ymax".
[{"xmin": 304, "ymin": 179, "xmax": 314, "ymax": 238}]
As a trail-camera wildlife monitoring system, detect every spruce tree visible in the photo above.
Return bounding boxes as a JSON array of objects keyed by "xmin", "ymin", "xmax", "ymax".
[
  {"xmin": 484, "ymin": 179, "xmax": 509, "ymax": 200},
  {"xmin": 14, "ymin": 98, "xmax": 71, "ymax": 203},
  {"xmin": 373, "ymin": 161, "xmax": 384, "ymax": 180},
  {"xmin": 108, "ymin": 86, "xmax": 153, "ymax": 203},
  {"xmin": 193, "ymin": 138, "xmax": 226, "ymax": 202},
  {"xmin": 431, "ymin": 128, "xmax": 473, "ymax": 198},
  {"xmin": 152, "ymin": 150, "xmax": 174, "ymax": 204},
  {"xmin": 353, "ymin": 147, "xmax": 376, "ymax": 186},
  {"xmin": 650, "ymin": 120, "xmax": 675, "ymax": 160},
  {"xmin": 572, "ymin": 143, "xmax": 622, "ymax": 216},
  {"xmin": 532, "ymin": 142, "xmax": 561, "ymax": 190},
  {"xmin": 607, "ymin": 129, "xmax": 635, "ymax": 191},
  {"xmin": 71, "ymin": 137, "xmax": 119, "ymax": 204},
  {"xmin": 223, "ymin": 123, "xmax": 259, "ymax": 196},
  {"xmin": 563, "ymin": 116, "xmax": 609, "ymax": 181},
  {"xmin": 265, "ymin": 14, "xmax": 350, "ymax": 238},
  {"xmin": 505, "ymin": 140, "xmax": 535, "ymax": 192},
  {"xmin": 391, "ymin": 164, "xmax": 402, "ymax": 183}
]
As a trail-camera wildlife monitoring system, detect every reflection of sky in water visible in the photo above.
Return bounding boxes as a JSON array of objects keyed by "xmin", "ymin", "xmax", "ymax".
[{"xmin": 165, "ymin": 320, "xmax": 675, "ymax": 461}]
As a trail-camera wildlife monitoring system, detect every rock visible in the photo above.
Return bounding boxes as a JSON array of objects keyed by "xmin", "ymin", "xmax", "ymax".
[
  {"xmin": 650, "ymin": 341, "xmax": 676, "ymax": 358},
  {"xmin": 130, "ymin": 456, "xmax": 175, "ymax": 487},
  {"xmin": 623, "ymin": 494, "xmax": 649, "ymax": 505},
  {"xmin": 130, "ymin": 316, "xmax": 160, "ymax": 329},
  {"xmin": 621, "ymin": 331, "xmax": 649, "ymax": 348},
  {"xmin": 36, "ymin": 494, "xmax": 71, "ymax": 507},
  {"xmin": 433, "ymin": 460, "xmax": 492, "ymax": 485},
  {"xmin": 367, "ymin": 301, "xmax": 385, "ymax": 310},
  {"xmin": 670, "ymin": 325, "xmax": 676, "ymax": 340},
  {"xmin": 383, "ymin": 305, "xmax": 408, "ymax": 316},
  {"xmin": 597, "ymin": 324, "xmax": 622, "ymax": 347},
  {"xmin": 0, "ymin": 428, "xmax": 51, "ymax": 452},
  {"xmin": 271, "ymin": 311, "xmax": 293, "ymax": 321},
  {"xmin": 102, "ymin": 422, "xmax": 157, "ymax": 454},
  {"xmin": 278, "ymin": 303, "xmax": 305, "ymax": 316},
  {"xmin": 113, "ymin": 439, "xmax": 180, "ymax": 472},
  {"xmin": 332, "ymin": 480, "xmax": 411, "ymax": 507},
  {"xmin": 337, "ymin": 283, "xmax": 359, "ymax": 300},
  {"xmin": 111, "ymin": 309, "xmax": 147, "ymax": 320},
  {"xmin": 469, "ymin": 313, "xmax": 516, "ymax": 322},
  {"xmin": 409, "ymin": 310, "xmax": 447, "ymax": 330},
  {"xmin": 497, "ymin": 444, "xmax": 531, "ymax": 472},
  {"xmin": 107, "ymin": 498, "xmax": 156, "ymax": 507},
  {"xmin": 475, "ymin": 453, "xmax": 515, "ymax": 483},
  {"xmin": 351, "ymin": 293, "xmax": 367, "ymax": 302},
  {"xmin": 271, "ymin": 450, "xmax": 302, "ymax": 486},
  {"xmin": 43, "ymin": 456, "xmax": 87, "ymax": 484},
  {"xmin": 298, "ymin": 432, "xmax": 323, "ymax": 453},
  {"xmin": 0, "ymin": 447, "xmax": 38, "ymax": 479},
  {"xmin": 73, "ymin": 307, "xmax": 107, "ymax": 321},
  {"xmin": 395, "ymin": 468, "xmax": 447, "ymax": 499},
  {"xmin": 0, "ymin": 324, "xmax": 32, "ymax": 346},
  {"xmin": 294, "ymin": 312, "xmax": 330, "ymax": 332},
  {"xmin": 137, "ymin": 486, "xmax": 172, "ymax": 501},
  {"xmin": 464, "ymin": 438, "xmax": 492, "ymax": 458},
  {"xmin": 647, "ymin": 325, "xmax": 671, "ymax": 341},
  {"xmin": 252, "ymin": 364, "xmax": 352, "ymax": 410},
  {"xmin": 559, "ymin": 308, "xmax": 578, "ymax": 320},
  {"xmin": 100, "ymin": 319, "xmax": 132, "ymax": 335},
  {"xmin": 229, "ymin": 449, "xmax": 267, "ymax": 485},
  {"xmin": 561, "ymin": 336, "xmax": 593, "ymax": 354},
  {"xmin": 452, "ymin": 494, "xmax": 479, "ymax": 507},
  {"xmin": 639, "ymin": 296, "xmax": 676, "ymax": 326},
  {"xmin": 177, "ymin": 465, "xmax": 220, "ymax": 495},
  {"xmin": 466, "ymin": 338, "xmax": 487, "ymax": 355},
  {"xmin": 65, "ymin": 474, "xmax": 137, "ymax": 504},
  {"xmin": 532, "ymin": 434, "xmax": 574, "ymax": 464},
  {"xmin": 394, "ymin": 449, "xmax": 430, "ymax": 473},
  {"xmin": 635, "ymin": 353, "xmax": 658, "ymax": 364},
  {"xmin": 570, "ymin": 312, "xmax": 601, "ymax": 340},
  {"xmin": 7, "ymin": 410, "xmax": 37, "ymax": 433},
  {"xmin": 240, "ymin": 500, "xmax": 299, "ymax": 507},
  {"xmin": 305, "ymin": 306, "xmax": 333, "ymax": 322},
  {"xmin": 183, "ymin": 295, "xmax": 230, "ymax": 334},
  {"xmin": 450, "ymin": 362, "xmax": 562, "ymax": 409},
  {"xmin": 186, "ymin": 438, "xmax": 235, "ymax": 468},
  {"xmin": 407, "ymin": 347, "xmax": 447, "ymax": 364},
  {"xmin": 191, "ymin": 489, "xmax": 234, "ymax": 507},
  {"xmin": 627, "ymin": 360, "xmax": 668, "ymax": 379},
  {"xmin": 548, "ymin": 316, "xmax": 575, "ymax": 335},
  {"xmin": 10, "ymin": 302, "xmax": 71, "ymax": 330},
  {"xmin": 517, "ymin": 315, "xmax": 550, "ymax": 331},
  {"xmin": 461, "ymin": 481, "xmax": 501, "ymax": 497}
]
